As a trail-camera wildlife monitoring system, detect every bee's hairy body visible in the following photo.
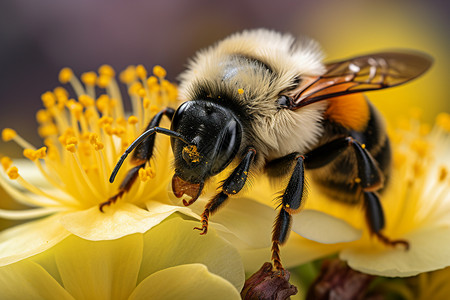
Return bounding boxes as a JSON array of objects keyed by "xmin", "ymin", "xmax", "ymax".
[
  {"xmin": 107, "ymin": 29, "xmax": 431, "ymax": 271},
  {"xmin": 179, "ymin": 29, "xmax": 389, "ymax": 204}
]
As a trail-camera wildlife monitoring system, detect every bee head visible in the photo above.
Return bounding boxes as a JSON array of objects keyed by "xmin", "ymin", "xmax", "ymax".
[{"xmin": 170, "ymin": 100, "xmax": 242, "ymax": 200}]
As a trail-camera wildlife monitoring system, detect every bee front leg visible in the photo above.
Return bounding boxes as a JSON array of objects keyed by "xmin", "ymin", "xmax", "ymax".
[
  {"xmin": 194, "ymin": 148, "xmax": 256, "ymax": 235},
  {"xmin": 100, "ymin": 108, "xmax": 175, "ymax": 212}
]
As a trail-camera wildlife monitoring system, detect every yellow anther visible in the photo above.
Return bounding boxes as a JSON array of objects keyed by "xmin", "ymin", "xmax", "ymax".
[
  {"xmin": 54, "ymin": 86, "xmax": 69, "ymax": 99},
  {"xmin": 138, "ymin": 88, "xmax": 147, "ymax": 98},
  {"xmin": 354, "ymin": 177, "xmax": 361, "ymax": 184},
  {"xmin": 36, "ymin": 109, "xmax": 51, "ymax": 124},
  {"xmin": 66, "ymin": 144, "xmax": 76, "ymax": 153},
  {"xmin": 41, "ymin": 91, "xmax": 56, "ymax": 108},
  {"xmin": 38, "ymin": 124, "xmax": 58, "ymax": 137},
  {"xmin": 69, "ymin": 102, "xmax": 83, "ymax": 119},
  {"xmin": 7, "ymin": 166, "xmax": 19, "ymax": 180},
  {"xmin": 143, "ymin": 97, "xmax": 150, "ymax": 109},
  {"xmin": 136, "ymin": 65, "xmax": 148, "ymax": 80},
  {"xmin": 104, "ymin": 124, "xmax": 114, "ymax": 136},
  {"xmin": 139, "ymin": 168, "xmax": 148, "ymax": 182},
  {"xmin": 67, "ymin": 137, "xmax": 78, "ymax": 146},
  {"xmin": 23, "ymin": 149, "xmax": 37, "ymax": 161},
  {"xmin": 439, "ymin": 166, "xmax": 448, "ymax": 182},
  {"xmin": 436, "ymin": 112, "xmax": 450, "ymax": 132},
  {"xmin": 147, "ymin": 76, "xmax": 158, "ymax": 87},
  {"xmin": 59, "ymin": 68, "xmax": 74, "ymax": 84},
  {"xmin": 94, "ymin": 142, "xmax": 104, "ymax": 151},
  {"xmin": 128, "ymin": 115, "xmax": 139, "ymax": 125},
  {"xmin": 79, "ymin": 95, "xmax": 95, "ymax": 107},
  {"xmin": 89, "ymin": 133, "xmax": 99, "ymax": 144},
  {"xmin": 96, "ymin": 95, "xmax": 110, "ymax": 112},
  {"xmin": 1, "ymin": 157, "xmax": 13, "ymax": 170},
  {"xmin": 98, "ymin": 116, "xmax": 113, "ymax": 126},
  {"xmin": 35, "ymin": 147, "xmax": 47, "ymax": 159},
  {"xmin": 361, "ymin": 144, "xmax": 366, "ymax": 149},
  {"xmin": 238, "ymin": 88, "xmax": 244, "ymax": 95},
  {"xmin": 81, "ymin": 72, "xmax": 97, "ymax": 86},
  {"xmin": 98, "ymin": 65, "xmax": 115, "ymax": 77},
  {"xmin": 119, "ymin": 66, "xmax": 136, "ymax": 84},
  {"xmin": 113, "ymin": 126, "xmax": 126, "ymax": 136},
  {"xmin": 146, "ymin": 167, "xmax": 155, "ymax": 179},
  {"xmin": 285, "ymin": 204, "xmax": 290, "ymax": 208},
  {"xmin": 97, "ymin": 75, "xmax": 112, "ymax": 88},
  {"xmin": 2, "ymin": 128, "xmax": 17, "ymax": 142},
  {"xmin": 129, "ymin": 82, "xmax": 143, "ymax": 96},
  {"xmin": 153, "ymin": 65, "xmax": 166, "ymax": 78}
]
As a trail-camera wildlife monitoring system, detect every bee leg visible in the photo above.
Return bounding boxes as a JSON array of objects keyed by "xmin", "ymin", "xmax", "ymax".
[
  {"xmin": 194, "ymin": 148, "xmax": 256, "ymax": 234},
  {"xmin": 99, "ymin": 163, "xmax": 145, "ymax": 212},
  {"xmin": 101, "ymin": 108, "xmax": 175, "ymax": 212},
  {"xmin": 272, "ymin": 154, "xmax": 306, "ymax": 272},
  {"xmin": 364, "ymin": 191, "xmax": 409, "ymax": 249}
]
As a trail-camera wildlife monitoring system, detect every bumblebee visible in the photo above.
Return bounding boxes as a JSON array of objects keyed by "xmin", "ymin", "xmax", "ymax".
[{"xmin": 105, "ymin": 29, "xmax": 432, "ymax": 270}]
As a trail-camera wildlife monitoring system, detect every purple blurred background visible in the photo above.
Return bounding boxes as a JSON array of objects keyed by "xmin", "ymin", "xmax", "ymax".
[{"xmin": 1, "ymin": 0, "xmax": 449, "ymax": 158}]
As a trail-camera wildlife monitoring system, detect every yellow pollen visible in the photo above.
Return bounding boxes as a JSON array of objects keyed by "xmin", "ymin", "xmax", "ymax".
[
  {"xmin": 41, "ymin": 92, "xmax": 56, "ymax": 108},
  {"xmin": 94, "ymin": 142, "xmax": 104, "ymax": 151},
  {"xmin": 59, "ymin": 68, "xmax": 73, "ymax": 83},
  {"xmin": 35, "ymin": 147, "xmax": 47, "ymax": 159},
  {"xmin": 7, "ymin": 166, "xmax": 19, "ymax": 180},
  {"xmin": 286, "ymin": 204, "xmax": 290, "ymax": 208},
  {"xmin": 67, "ymin": 137, "xmax": 78, "ymax": 146},
  {"xmin": 361, "ymin": 144, "xmax": 366, "ymax": 149},
  {"xmin": 136, "ymin": 65, "xmax": 148, "ymax": 80},
  {"xmin": 354, "ymin": 177, "xmax": 361, "ymax": 183},
  {"xmin": 81, "ymin": 72, "xmax": 97, "ymax": 86},
  {"xmin": 238, "ymin": 88, "xmax": 244, "ymax": 95},
  {"xmin": 89, "ymin": 133, "xmax": 99, "ymax": 144},
  {"xmin": 153, "ymin": 65, "xmax": 166, "ymax": 78},
  {"xmin": 97, "ymin": 75, "xmax": 112, "ymax": 88},
  {"xmin": 2, "ymin": 128, "xmax": 17, "ymax": 142},
  {"xmin": 128, "ymin": 116, "xmax": 139, "ymax": 125},
  {"xmin": 1, "ymin": 157, "xmax": 13, "ymax": 170},
  {"xmin": 79, "ymin": 95, "xmax": 95, "ymax": 107},
  {"xmin": 182, "ymin": 145, "xmax": 201, "ymax": 163},
  {"xmin": 98, "ymin": 64, "xmax": 115, "ymax": 77}
]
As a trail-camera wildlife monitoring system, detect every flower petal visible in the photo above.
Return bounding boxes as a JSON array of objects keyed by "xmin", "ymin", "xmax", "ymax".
[
  {"xmin": 341, "ymin": 226, "xmax": 450, "ymax": 277},
  {"xmin": 0, "ymin": 214, "xmax": 70, "ymax": 266},
  {"xmin": 240, "ymin": 232, "xmax": 342, "ymax": 273},
  {"xmin": 60, "ymin": 202, "xmax": 191, "ymax": 240},
  {"xmin": 291, "ymin": 210, "xmax": 362, "ymax": 244},
  {"xmin": 0, "ymin": 260, "xmax": 73, "ymax": 300},
  {"xmin": 54, "ymin": 233, "xmax": 143, "ymax": 300},
  {"xmin": 139, "ymin": 216, "xmax": 245, "ymax": 291},
  {"xmin": 129, "ymin": 264, "xmax": 241, "ymax": 300}
]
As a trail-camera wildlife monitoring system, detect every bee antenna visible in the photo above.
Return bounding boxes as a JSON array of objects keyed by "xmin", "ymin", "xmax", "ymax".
[{"xmin": 109, "ymin": 127, "xmax": 190, "ymax": 183}]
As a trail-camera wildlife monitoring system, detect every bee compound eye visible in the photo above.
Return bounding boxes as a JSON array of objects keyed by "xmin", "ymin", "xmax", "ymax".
[{"xmin": 277, "ymin": 95, "xmax": 292, "ymax": 108}]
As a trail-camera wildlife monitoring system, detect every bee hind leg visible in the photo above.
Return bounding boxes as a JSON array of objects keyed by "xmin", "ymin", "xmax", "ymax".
[
  {"xmin": 364, "ymin": 191, "xmax": 409, "ymax": 249},
  {"xmin": 194, "ymin": 148, "xmax": 256, "ymax": 234}
]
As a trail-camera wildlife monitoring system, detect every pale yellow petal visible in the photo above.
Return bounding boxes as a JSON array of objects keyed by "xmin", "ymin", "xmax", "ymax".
[
  {"xmin": 129, "ymin": 264, "xmax": 241, "ymax": 300},
  {"xmin": 240, "ymin": 232, "xmax": 342, "ymax": 273},
  {"xmin": 54, "ymin": 233, "xmax": 143, "ymax": 300},
  {"xmin": 60, "ymin": 202, "xmax": 190, "ymax": 240},
  {"xmin": 0, "ymin": 260, "xmax": 73, "ymax": 300},
  {"xmin": 341, "ymin": 226, "xmax": 450, "ymax": 277},
  {"xmin": 139, "ymin": 216, "xmax": 245, "ymax": 291},
  {"xmin": 0, "ymin": 214, "xmax": 70, "ymax": 266},
  {"xmin": 291, "ymin": 209, "xmax": 362, "ymax": 244}
]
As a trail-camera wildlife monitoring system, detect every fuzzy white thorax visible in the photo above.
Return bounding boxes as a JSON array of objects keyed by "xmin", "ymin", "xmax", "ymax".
[{"xmin": 178, "ymin": 29, "xmax": 328, "ymax": 166}]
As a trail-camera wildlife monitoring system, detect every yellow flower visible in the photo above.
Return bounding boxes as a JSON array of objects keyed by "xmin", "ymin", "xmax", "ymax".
[
  {"xmin": 277, "ymin": 113, "xmax": 450, "ymax": 277},
  {"xmin": 0, "ymin": 217, "xmax": 244, "ymax": 299},
  {"xmin": 0, "ymin": 65, "xmax": 279, "ymax": 268}
]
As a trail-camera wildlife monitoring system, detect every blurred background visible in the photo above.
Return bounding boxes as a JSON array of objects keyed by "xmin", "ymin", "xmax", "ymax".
[{"xmin": 1, "ymin": 0, "xmax": 449, "ymax": 158}]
